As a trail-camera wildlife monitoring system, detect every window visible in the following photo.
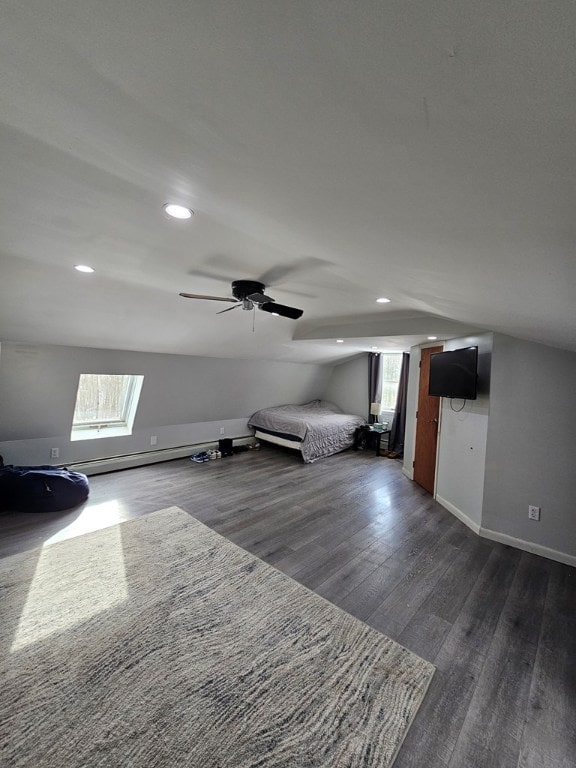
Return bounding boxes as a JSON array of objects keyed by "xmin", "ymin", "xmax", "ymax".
[
  {"xmin": 71, "ymin": 374, "xmax": 144, "ymax": 441},
  {"xmin": 380, "ymin": 354, "xmax": 403, "ymax": 410}
]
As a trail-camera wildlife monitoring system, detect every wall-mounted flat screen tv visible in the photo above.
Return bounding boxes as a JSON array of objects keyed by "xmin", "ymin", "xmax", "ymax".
[{"xmin": 429, "ymin": 346, "xmax": 478, "ymax": 400}]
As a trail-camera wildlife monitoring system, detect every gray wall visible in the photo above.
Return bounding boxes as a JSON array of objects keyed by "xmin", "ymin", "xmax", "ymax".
[
  {"xmin": 0, "ymin": 342, "xmax": 331, "ymax": 465},
  {"xmin": 5, "ymin": 336, "xmax": 575, "ymax": 562},
  {"xmin": 405, "ymin": 332, "xmax": 576, "ymax": 563},
  {"xmin": 322, "ymin": 352, "xmax": 400, "ymax": 425},
  {"xmin": 483, "ymin": 333, "xmax": 576, "ymax": 557},
  {"xmin": 322, "ymin": 354, "xmax": 368, "ymax": 419}
]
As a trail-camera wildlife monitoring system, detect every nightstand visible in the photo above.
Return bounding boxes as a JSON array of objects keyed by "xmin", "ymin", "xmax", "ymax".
[{"xmin": 353, "ymin": 425, "xmax": 391, "ymax": 456}]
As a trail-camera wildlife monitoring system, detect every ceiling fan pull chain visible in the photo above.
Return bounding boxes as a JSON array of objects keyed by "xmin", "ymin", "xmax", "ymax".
[{"xmin": 252, "ymin": 307, "xmax": 256, "ymax": 332}]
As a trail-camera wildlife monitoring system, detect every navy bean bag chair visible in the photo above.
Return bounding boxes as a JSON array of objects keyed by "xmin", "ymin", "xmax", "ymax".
[{"xmin": 0, "ymin": 464, "xmax": 89, "ymax": 513}]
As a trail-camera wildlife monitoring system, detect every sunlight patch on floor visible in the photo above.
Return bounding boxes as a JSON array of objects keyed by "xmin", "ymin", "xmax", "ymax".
[
  {"xmin": 44, "ymin": 499, "xmax": 128, "ymax": 544},
  {"xmin": 371, "ymin": 486, "xmax": 395, "ymax": 508},
  {"xmin": 11, "ymin": 507, "xmax": 128, "ymax": 652}
]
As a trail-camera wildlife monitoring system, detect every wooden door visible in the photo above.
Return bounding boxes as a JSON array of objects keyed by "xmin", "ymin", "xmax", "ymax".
[{"xmin": 413, "ymin": 346, "xmax": 443, "ymax": 494}]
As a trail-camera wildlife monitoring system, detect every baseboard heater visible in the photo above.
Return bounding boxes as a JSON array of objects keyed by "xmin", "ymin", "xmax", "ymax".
[{"xmin": 67, "ymin": 435, "xmax": 254, "ymax": 476}]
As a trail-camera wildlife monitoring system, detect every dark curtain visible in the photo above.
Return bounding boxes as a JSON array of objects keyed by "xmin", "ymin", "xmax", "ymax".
[
  {"xmin": 388, "ymin": 352, "xmax": 410, "ymax": 456},
  {"xmin": 368, "ymin": 352, "xmax": 382, "ymax": 423}
]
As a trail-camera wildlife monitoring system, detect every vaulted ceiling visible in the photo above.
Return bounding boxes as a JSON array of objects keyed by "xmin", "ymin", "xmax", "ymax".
[{"xmin": 1, "ymin": 1, "xmax": 575, "ymax": 363}]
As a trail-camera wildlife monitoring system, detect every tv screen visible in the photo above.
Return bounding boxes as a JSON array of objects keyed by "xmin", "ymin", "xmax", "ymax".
[{"xmin": 429, "ymin": 346, "xmax": 478, "ymax": 400}]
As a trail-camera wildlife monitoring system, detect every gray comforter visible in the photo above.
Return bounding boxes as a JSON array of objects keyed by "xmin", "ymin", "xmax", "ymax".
[{"xmin": 248, "ymin": 400, "xmax": 366, "ymax": 463}]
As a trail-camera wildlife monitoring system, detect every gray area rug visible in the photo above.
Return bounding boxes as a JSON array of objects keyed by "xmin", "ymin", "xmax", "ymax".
[{"xmin": 0, "ymin": 507, "xmax": 434, "ymax": 767}]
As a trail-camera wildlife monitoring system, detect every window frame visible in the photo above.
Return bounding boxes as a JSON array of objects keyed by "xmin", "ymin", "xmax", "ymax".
[
  {"xmin": 70, "ymin": 373, "xmax": 144, "ymax": 441},
  {"xmin": 379, "ymin": 353, "xmax": 403, "ymax": 412}
]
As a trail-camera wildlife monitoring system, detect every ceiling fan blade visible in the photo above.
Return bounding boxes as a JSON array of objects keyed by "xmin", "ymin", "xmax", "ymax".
[
  {"xmin": 258, "ymin": 258, "xmax": 331, "ymax": 286},
  {"xmin": 186, "ymin": 267, "xmax": 229, "ymax": 282},
  {"xmin": 179, "ymin": 293, "xmax": 237, "ymax": 303},
  {"xmin": 216, "ymin": 304, "xmax": 242, "ymax": 314},
  {"xmin": 260, "ymin": 302, "xmax": 303, "ymax": 320},
  {"xmin": 246, "ymin": 291, "xmax": 274, "ymax": 304}
]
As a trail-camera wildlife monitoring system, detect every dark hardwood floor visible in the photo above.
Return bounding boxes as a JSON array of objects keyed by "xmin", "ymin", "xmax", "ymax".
[{"xmin": 1, "ymin": 445, "xmax": 575, "ymax": 767}]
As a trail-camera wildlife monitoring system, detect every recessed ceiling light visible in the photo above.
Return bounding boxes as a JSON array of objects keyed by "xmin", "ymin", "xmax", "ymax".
[
  {"xmin": 376, "ymin": 297, "xmax": 390, "ymax": 304},
  {"xmin": 336, "ymin": 339, "xmax": 344, "ymax": 343},
  {"xmin": 427, "ymin": 336, "xmax": 438, "ymax": 340},
  {"xmin": 163, "ymin": 203, "xmax": 193, "ymax": 220},
  {"xmin": 74, "ymin": 264, "xmax": 94, "ymax": 273}
]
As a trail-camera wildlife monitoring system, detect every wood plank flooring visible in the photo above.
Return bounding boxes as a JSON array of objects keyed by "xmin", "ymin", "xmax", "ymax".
[{"xmin": 1, "ymin": 445, "xmax": 575, "ymax": 766}]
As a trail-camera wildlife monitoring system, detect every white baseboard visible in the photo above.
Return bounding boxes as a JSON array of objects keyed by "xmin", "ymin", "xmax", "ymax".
[
  {"xmin": 435, "ymin": 495, "xmax": 482, "ymax": 535},
  {"xmin": 478, "ymin": 527, "xmax": 576, "ymax": 568},
  {"xmin": 435, "ymin": 494, "xmax": 576, "ymax": 567},
  {"xmin": 402, "ymin": 466, "xmax": 414, "ymax": 480},
  {"xmin": 69, "ymin": 436, "xmax": 253, "ymax": 476}
]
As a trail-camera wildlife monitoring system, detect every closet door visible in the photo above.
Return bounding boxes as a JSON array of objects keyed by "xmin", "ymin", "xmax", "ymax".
[{"xmin": 413, "ymin": 346, "xmax": 442, "ymax": 494}]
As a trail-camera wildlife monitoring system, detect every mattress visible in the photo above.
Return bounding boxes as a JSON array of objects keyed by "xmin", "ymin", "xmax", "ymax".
[{"xmin": 248, "ymin": 400, "xmax": 366, "ymax": 463}]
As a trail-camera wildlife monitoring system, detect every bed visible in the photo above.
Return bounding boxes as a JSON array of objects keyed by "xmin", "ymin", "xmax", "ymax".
[{"xmin": 248, "ymin": 400, "xmax": 366, "ymax": 463}]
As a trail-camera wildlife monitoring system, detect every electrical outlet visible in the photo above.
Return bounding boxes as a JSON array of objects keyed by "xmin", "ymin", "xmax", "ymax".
[
  {"xmin": 150, "ymin": 436, "xmax": 157, "ymax": 446},
  {"xmin": 50, "ymin": 447, "xmax": 59, "ymax": 459},
  {"xmin": 220, "ymin": 427, "xmax": 225, "ymax": 434},
  {"xmin": 528, "ymin": 505, "xmax": 541, "ymax": 521}
]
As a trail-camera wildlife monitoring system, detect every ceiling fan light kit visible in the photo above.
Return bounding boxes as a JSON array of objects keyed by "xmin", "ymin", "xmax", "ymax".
[{"xmin": 179, "ymin": 279, "xmax": 303, "ymax": 320}]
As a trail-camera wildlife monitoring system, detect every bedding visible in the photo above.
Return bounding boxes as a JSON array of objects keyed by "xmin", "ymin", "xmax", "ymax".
[{"xmin": 248, "ymin": 400, "xmax": 366, "ymax": 463}]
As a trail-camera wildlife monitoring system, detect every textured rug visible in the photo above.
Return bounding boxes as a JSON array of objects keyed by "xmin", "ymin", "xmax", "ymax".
[{"xmin": 0, "ymin": 506, "xmax": 434, "ymax": 767}]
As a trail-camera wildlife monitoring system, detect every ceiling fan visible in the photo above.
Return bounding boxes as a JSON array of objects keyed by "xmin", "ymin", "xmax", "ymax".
[{"xmin": 179, "ymin": 280, "xmax": 303, "ymax": 319}]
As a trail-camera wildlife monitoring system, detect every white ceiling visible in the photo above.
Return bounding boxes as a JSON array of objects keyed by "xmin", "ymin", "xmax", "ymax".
[{"xmin": 1, "ymin": 1, "xmax": 575, "ymax": 364}]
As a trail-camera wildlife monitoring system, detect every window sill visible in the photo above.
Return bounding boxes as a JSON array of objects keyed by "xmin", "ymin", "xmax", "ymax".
[{"xmin": 70, "ymin": 426, "xmax": 132, "ymax": 442}]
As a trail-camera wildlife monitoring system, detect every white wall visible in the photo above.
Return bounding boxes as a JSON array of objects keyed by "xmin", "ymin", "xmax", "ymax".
[
  {"xmin": 482, "ymin": 333, "xmax": 576, "ymax": 560},
  {"xmin": 434, "ymin": 334, "xmax": 492, "ymax": 528},
  {"xmin": 0, "ymin": 342, "xmax": 331, "ymax": 465}
]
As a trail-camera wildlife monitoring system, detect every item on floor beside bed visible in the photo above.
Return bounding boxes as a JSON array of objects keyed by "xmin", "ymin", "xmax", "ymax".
[
  {"xmin": 353, "ymin": 424, "xmax": 391, "ymax": 456},
  {"xmin": 219, "ymin": 438, "xmax": 234, "ymax": 456},
  {"xmin": 0, "ymin": 465, "xmax": 89, "ymax": 513},
  {"xmin": 248, "ymin": 399, "xmax": 366, "ymax": 463}
]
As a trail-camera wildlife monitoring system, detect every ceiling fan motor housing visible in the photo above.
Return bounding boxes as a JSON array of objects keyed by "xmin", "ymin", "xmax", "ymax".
[{"xmin": 231, "ymin": 280, "xmax": 266, "ymax": 301}]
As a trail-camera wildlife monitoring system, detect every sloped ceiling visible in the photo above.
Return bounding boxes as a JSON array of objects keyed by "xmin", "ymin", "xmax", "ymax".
[{"xmin": 1, "ymin": 1, "xmax": 575, "ymax": 363}]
